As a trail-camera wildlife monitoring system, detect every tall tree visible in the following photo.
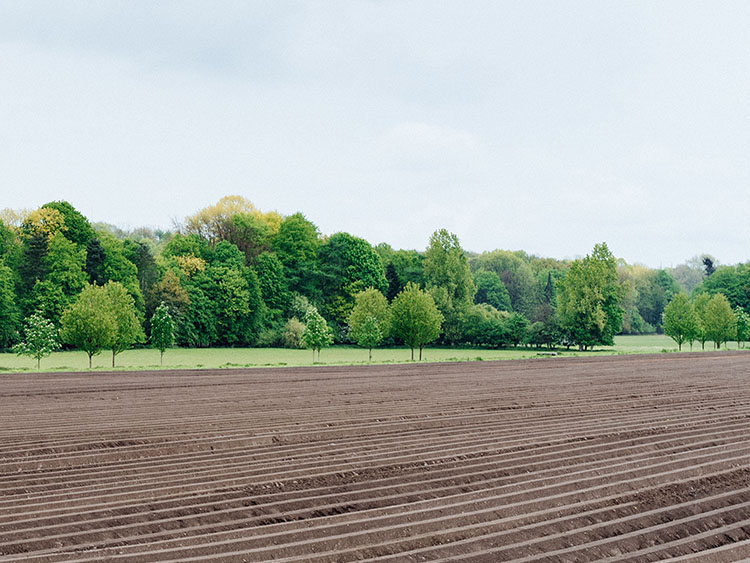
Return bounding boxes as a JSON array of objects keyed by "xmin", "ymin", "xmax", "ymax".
[
  {"xmin": 662, "ymin": 293, "xmax": 698, "ymax": 351},
  {"xmin": 556, "ymin": 243, "xmax": 623, "ymax": 350},
  {"xmin": 271, "ymin": 213, "xmax": 321, "ymax": 300},
  {"xmin": 0, "ymin": 262, "xmax": 19, "ymax": 349},
  {"xmin": 347, "ymin": 288, "xmax": 391, "ymax": 361},
  {"xmin": 391, "ymin": 282, "xmax": 443, "ymax": 361},
  {"xmin": 423, "ymin": 229, "xmax": 474, "ymax": 344}
]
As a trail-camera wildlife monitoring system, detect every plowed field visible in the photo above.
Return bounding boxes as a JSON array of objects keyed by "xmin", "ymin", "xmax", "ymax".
[{"xmin": 3, "ymin": 352, "xmax": 750, "ymax": 562}]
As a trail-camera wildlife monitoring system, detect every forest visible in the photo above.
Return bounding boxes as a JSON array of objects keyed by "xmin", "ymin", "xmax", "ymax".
[{"xmin": 0, "ymin": 196, "xmax": 747, "ymax": 362}]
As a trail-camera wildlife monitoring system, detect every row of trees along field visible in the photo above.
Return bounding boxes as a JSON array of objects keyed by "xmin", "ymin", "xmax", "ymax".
[{"xmin": 1, "ymin": 196, "xmax": 748, "ymax": 363}]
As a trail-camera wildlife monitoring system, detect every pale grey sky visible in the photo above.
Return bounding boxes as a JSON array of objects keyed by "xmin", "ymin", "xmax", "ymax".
[{"xmin": 2, "ymin": 1, "xmax": 749, "ymax": 267}]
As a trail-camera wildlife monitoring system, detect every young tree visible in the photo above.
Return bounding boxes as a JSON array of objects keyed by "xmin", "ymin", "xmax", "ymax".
[
  {"xmin": 662, "ymin": 293, "xmax": 698, "ymax": 351},
  {"xmin": 13, "ymin": 312, "xmax": 60, "ymax": 369},
  {"xmin": 347, "ymin": 288, "xmax": 391, "ymax": 361},
  {"xmin": 104, "ymin": 281, "xmax": 145, "ymax": 367},
  {"xmin": 301, "ymin": 308, "xmax": 333, "ymax": 362},
  {"xmin": 60, "ymin": 284, "xmax": 117, "ymax": 368},
  {"xmin": 692, "ymin": 293, "xmax": 711, "ymax": 350},
  {"xmin": 150, "ymin": 302, "xmax": 174, "ymax": 366},
  {"xmin": 391, "ymin": 282, "xmax": 443, "ymax": 361},
  {"xmin": 703, "ymin": 293, "xmax": 736, "ymax": 350},
  {"xmin": 735, "ymin": 306, "xmax": 750, "ymax": 349}
]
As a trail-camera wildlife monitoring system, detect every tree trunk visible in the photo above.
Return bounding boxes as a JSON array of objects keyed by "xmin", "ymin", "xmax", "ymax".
[
  {"xmin": 88, "ymin": 353, "xmax": 93, "ymax": 369},
  {"xmin": 160, "ymin": 350, "xmax": 164, "ymax": 367},
  {"xmin": 37, "ymin": 357, "xmax": 40, "ymax": 370},
  {"xmin": 410, "ymin": 347, "xmax": 414, "ymax": 361},
  {"xmin": 368, "ymin": 348, "xmax": 372, "ymax": 362},
  {"xmin": 112, "ymin": 350, "xmax": 116, "ymax": 368},
  {"xmin": 419, "ymin": 345, "xmax": 423, "ymax": 361}
]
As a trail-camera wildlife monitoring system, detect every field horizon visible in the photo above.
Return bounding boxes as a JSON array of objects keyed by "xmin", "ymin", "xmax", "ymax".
[{"xmin": 1, "ymin": 333, "xmax": 748, "ymax": 374}]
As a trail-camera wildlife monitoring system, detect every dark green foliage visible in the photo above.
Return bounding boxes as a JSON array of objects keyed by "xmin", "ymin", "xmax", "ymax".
[
  {"xmin": 470, "ymin": 250, "xmax": 537, "ymax": 316},
  {"xmin": 19, "ymin": 233, "xmax": 49, "ymax": 295},
  {"xmin": 318, "ymin": 232, "xmax": 387, "ymax": 327},
  {"xmin": 474, "ymin": 269, "xmax": 511, "ymax": 311},
  {"xmin": 41, "ymin": 201, "xmax": 94, "ymax": 247},
  {"xmin": 85, "ymin": 238, "xmax": 106, "ymax": 285},
  {"xmin": 122, "ymin": 240, "xmax": 158, "ymax": 294},
  {"xmin": 227, "ymin": 212, "xmax": 271, "ymax": 263},
  {"xmin": 271, "ymin": 213, "xmax": 321, "ymax": 299},
  {"xmin": 254, "ymin": 252, "xmax": 288, "ymax": 321},
  {"xmin": 0, "ymin": 262, "xmax": 19, "ymax": 349},
  {"xmin": 698, "ymin": 263, "xmax": 750, "ymax": 314}
]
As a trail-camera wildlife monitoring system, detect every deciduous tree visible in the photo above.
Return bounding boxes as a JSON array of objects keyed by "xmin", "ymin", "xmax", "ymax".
[
  {"xmin": 60, "ymin": 285, "xmax": 117, "ymax": 368},
  {"xmin": 347, "ymin": 288, "xmax": 391, "ymax": 361},
  {"xmin": 13, "ymin": 312, "xmax": 60, "ymax": 369},
  {"xmin": 703, "ymin": 293, "xmax": 736, "ymax": 350},
  {"xmin": 301, "ymin": 308, "xmax": 333, "ymax": 362},
  {"xmin": 150, "ymin": 302, "xmax": 174, "ymax": 366},
  {"xmin": 104, "ymin": 281, "xmax": 145, "ymax": 367},
  {"xmin": 662, "ymin": 293, "xmax": 698, "ymax": 351},
  {"xmin": 391, "ymin": 282, "xmax": 443, "ymax": 361},
  {"xmin": 556, "ymin": 243, "xmax": 623, "ymax": 350}
]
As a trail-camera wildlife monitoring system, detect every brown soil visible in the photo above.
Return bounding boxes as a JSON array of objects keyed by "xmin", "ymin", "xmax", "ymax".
[{"xmin": 2, "ymin": 352, "xmax": 750, "ymax": 561}]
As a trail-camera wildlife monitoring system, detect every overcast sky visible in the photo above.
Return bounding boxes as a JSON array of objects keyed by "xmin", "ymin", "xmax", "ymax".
[{"xmin": 2, "ymin": 1, "xmax": 749, "ymax": 267}]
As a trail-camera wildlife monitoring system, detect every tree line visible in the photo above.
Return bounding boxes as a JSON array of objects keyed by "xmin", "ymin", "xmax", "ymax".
[{"xmin": 0, "ymin": 197, "xmax": 747, "ymax": 366}]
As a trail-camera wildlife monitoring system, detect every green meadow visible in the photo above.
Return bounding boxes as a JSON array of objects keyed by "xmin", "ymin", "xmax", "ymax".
[{"xmin": 1, "ymin": 334, "xmax": 746, "ymax": 373}]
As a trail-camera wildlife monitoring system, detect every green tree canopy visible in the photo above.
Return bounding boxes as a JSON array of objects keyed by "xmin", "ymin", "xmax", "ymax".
[
  {"xmin": 703, "ymin": 293, "xmax": 736, "ymax": 350},
  {"xmin": 301, "ymin": 308, "xmax": 333, "ymax": 361},
  {"xmin": 391, "ymin": 282, "xmax": 443, "ymax": 361},
  {"xmin": 556, "ymin": 242, "xmax": 623, "ymax": 350},
  {"xmin": 60, "ymin": 284, "xmax": 117, "ymax": 368},
  {"xmin": 104, "ymin": 281, "xmax": 145, "ymax": 367},
  {"xmin": 473, "ymin": 269, "xmax": 511, "ymax": 311},
  {"xmin": 40, "ymin": 201, "xmax": 94, "ymax": 247},
  {"xmin": 271, "ymin": 213, "xmax": 321, "ymax": 300},
  {"xmin": 0, "ymin": 262, "xmax": 20, "ymax": 349},
  {"xmin": 347, "ymin": 287, "xmax": 391, "ymax": 361},
  {"xmin": 319, "ymin": 232, "xmax": 387, "ymax": 327},
  {"xmin": 662, "ymin": 293, "xmax": 698, "ymax": 351}
]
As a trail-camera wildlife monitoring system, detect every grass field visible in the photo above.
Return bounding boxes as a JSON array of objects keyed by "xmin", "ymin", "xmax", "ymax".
[{"xmin": 1, "ymin": 333, "xmax": 747, "ymax": 373}]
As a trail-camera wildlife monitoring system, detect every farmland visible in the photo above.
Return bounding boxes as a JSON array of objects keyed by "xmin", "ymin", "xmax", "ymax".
[{"xmin": 3, "ymin": 352, "xmax": 750, "ymax": 561}]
